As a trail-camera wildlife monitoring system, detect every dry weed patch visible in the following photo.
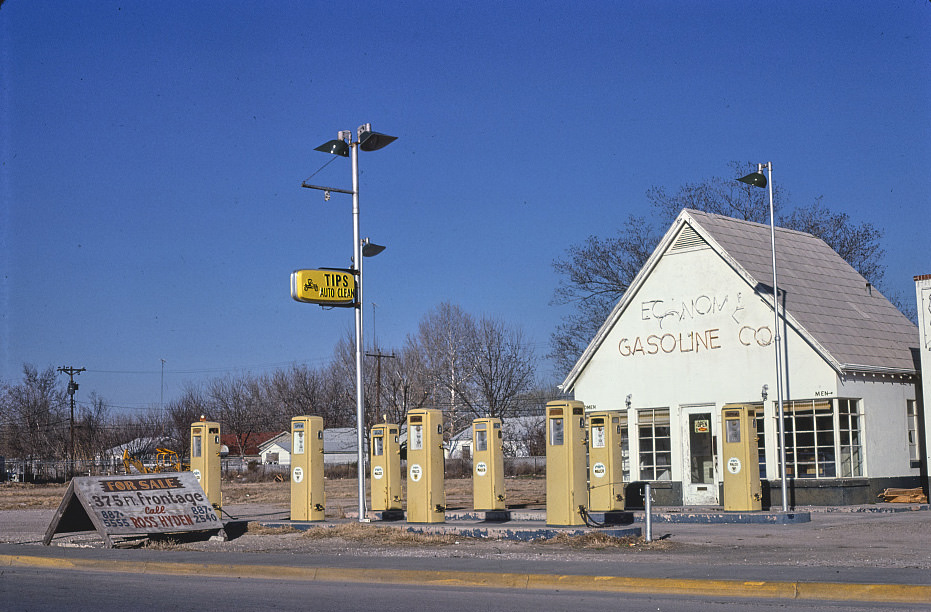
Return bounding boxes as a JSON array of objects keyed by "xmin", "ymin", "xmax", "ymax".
[
  {"xmin": 300, "ymin": 523, "xmax": 468, "ymax": 546},
  {"xmin": 141, "ymin": 536, "xmax": 184, "ymax": 550},
  {"xmin": 533, "ymin": 532, "xmax": 645, "ymax": 550},
  {"xmin": 0, "ymin": 483, "xmax": 68, "ymax": 510},
  {"xmin": 246, "ymin": 521, "xmax": 300, "ymax": 535}
]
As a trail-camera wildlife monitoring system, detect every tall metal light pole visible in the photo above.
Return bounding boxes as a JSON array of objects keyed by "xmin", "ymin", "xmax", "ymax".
[
  {"xmin": 737, "ymin": 162, "xmax": 788, "ymax": 512},
  {"xmin": 304, "ymin": 124, "xmax": 395, "ymax": 521}
]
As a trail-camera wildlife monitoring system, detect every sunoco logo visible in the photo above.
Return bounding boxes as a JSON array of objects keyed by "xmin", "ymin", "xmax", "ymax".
[
  {"xmin": 372, "ymin": 466, "xmax": 384, "ymax": 480},
  {"xmin": 409, "ymin": 464, "xmax": 422, "ymax": 482},
  {"xmin": 592, "ymin": 462, "xmax": 606, "ymax": 478},
  {"xmin": 475, "ymin": 461, "xmax": 488, "ymax": 476}
]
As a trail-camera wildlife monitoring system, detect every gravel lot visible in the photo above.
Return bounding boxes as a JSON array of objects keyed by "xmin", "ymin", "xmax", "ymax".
[{"xmin": 4, "ymin": 501, "xmax": 930, "ymax": 570}]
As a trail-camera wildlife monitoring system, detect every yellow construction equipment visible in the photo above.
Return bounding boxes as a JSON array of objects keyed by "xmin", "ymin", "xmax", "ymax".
[{"xmin": 122, "ymin": 448, "xmax": 186, "ymax": 474}]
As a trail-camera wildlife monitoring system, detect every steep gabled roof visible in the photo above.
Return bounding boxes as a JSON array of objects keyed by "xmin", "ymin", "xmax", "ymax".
[
  {"xmin": 221, "ymin": 431, "xmax": 281, "ymax": 456},
  {"xmin": 258, "ymin": 431, "xmax": 290, "ymax": 453},
  {"xmin": 256, "ymin": 428, "xmax": 361, "ymax": 454},
  {"xmin": 562, "ymin": 209, "xmax": 919, "ymax": 390}
]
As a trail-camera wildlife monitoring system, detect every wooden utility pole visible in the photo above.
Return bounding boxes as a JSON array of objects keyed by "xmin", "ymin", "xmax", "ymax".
[
  {"xmin": 365, "ymin": 351, "xmax": 396, "ymax": 424},
  {"xmin": 58, "ymin": 366, "xmax": 85, "ymax": 479}
]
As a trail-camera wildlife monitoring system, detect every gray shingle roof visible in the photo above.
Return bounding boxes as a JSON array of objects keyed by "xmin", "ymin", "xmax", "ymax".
[
  {"xmin": 562, "ymin": 209, "xmax": 919, "ymax": 390},
  {"xmin": 685, "ymin": 209, "xmax": 918, "ymax": 373}
]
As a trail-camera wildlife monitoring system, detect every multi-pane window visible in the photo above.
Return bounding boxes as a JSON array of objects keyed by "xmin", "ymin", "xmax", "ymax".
[
  {"xmin": 638, "ymin": 408, "xmax": 671, "ymax": 481},
  {"xmin": 837, "ymin": 399, "xmax": 863, "ymax": 477},
  {"xmin": 784, "ymin": 400, "xmax": 835, "ymax": 478},
  {"xmin": 780, "ymin": 399, "xmax": 862, "ymax": 479},
  {"xmin": 907, "ymin": 400, "xmax": 919, "ymax": 465},
  {"xmin": 618, "ymin": 412, "xmax": 630, "ymax": 482},
  {"xmin": 750, "ymin": 404, "xmax": 766, "ymax": 479}
]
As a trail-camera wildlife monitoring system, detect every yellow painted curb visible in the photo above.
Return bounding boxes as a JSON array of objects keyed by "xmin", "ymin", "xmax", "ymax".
[{"xmin": 2, "ymin": 553, "xmax": 930, "ymax": 604}]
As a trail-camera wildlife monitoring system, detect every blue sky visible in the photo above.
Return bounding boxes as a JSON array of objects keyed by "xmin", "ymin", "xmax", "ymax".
[{"xmin": 2, "ymin": 1, "xmax": 928, "ymax": 413}]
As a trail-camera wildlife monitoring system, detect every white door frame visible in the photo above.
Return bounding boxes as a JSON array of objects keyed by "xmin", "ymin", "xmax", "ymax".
[{"xmin": 680, "ymin": 404, "xmax": 719, "ymax": 505}]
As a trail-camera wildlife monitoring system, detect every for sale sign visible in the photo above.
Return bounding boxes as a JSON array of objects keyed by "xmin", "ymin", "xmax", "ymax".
[{"xmin": 44, "ymin": 472, "xmax": 225, "ymax": 547}]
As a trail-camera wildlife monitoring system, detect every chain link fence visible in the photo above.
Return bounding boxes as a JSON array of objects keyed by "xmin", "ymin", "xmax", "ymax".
[{"xmin": 1, "ymin": 455, "xmax": 546, "ymax": 484}]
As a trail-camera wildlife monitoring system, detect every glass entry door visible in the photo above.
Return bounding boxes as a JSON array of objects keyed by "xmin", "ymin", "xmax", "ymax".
[{"xmin": 681, "ymin": 405, "xmax": 718, "ymax": 505}]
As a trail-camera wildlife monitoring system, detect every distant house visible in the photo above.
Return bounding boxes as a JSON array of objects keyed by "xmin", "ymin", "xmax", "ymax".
[
  {"xmin": 448, "ymin": 416, "xmax": 546, "ymax": 459},
  {"xmin": 259, "ymin": 427, "xmax": 361, "ymax": 466},
  {"xmin": 221, "ymin": 432, "xmax": 281, "ymax": 461},
  {"xmin": 259, "ymin": 432, "xmax": 290, "ymax": 465},
  {"xmin": 323, "ymin": 427, "xmax": 360, "ymax": 465}
]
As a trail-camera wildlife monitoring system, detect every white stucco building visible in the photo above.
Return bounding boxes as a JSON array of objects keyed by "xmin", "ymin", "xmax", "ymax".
[{"xmin": 561, "ymin": 209, "xmax": 922, "ymax": 506}]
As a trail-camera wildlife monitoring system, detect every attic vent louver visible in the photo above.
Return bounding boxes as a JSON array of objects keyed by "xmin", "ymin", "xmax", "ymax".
[{"xmin": 671, "ymin": 225, "xmax": 708, "ymax": 251}]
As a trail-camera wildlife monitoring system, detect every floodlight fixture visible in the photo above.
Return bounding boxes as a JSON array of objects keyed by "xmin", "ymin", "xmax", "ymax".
[{"xmin": 737, "ymin": 169, "xmax": 767, "ymax": 188}]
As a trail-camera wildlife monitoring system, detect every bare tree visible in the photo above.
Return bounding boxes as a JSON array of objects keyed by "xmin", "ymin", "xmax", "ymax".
[
  {"xmin": 380, "ymin": 344, "xmax": 431, "ymax": 426},
  {"xmin": 647, "ymin": 161, "xmax": 785, "ymax": 226},
  {"xmin": 550, "ymin": 215, "xmax": 657, "ymax": 374},
  {"xmin": 162, "ymin": 383, "xmax": 208, "ymax": 459},
  {"xmin": 74, "ymin": 392, "xmax": 111, "ymax": 462},
  {"xmin": 0, "ymin": 364, "xmax": 68, "ymax": 460},
  {"xmin": 550, "ymin": 162, "xmax": 897, "ymax": 372},
  {"xmin": 404, "ymin": 302, "xmax": 478, "ymax": 437},
  {"xmin": 456, "ymin": 316, "xmax": 537, "ymax": 421},
  {"xmin": 207, "ymin": 374, "xmax": 265, "ymax": 461}
]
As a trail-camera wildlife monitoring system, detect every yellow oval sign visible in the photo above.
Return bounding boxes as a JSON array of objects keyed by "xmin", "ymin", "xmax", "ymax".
[{"xmin": 291, "ymin": 269, "xmax": 356, "ymax": 306}]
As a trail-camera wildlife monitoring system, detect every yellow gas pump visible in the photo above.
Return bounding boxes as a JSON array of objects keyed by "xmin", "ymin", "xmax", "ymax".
[
  {"xmin": 721, "ymin": 404, "xmax": 762, "ymax": 511},
  {"xmin": 370, "ymin": 423, "xmax": 402, "ymax": 513},
  {"xmin": 290, "ymin": 416, "xmax": 325, "ymax": 521},
  {"xmin": 545, "ymin": 400, "xmax": 587, "ymax": 526},
  {"xmin": 406, "ymin": 408, "xmax": 445, "ymax": 523},
  {"xmin": 472, "ymin": 417, "xmax": 505, "ymax": 512},
  {"xmin": 588, "ymin": 411, "xmax": 625, "ymax": 511},
  {"xmin": 190, "ymin": 418, "xmax": 222, "ymax": 509}
]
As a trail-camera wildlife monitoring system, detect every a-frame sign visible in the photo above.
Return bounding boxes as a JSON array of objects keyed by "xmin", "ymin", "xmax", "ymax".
[{"xmin": 44, "ymin": 472, "xmax": 225, "ymax": 547}]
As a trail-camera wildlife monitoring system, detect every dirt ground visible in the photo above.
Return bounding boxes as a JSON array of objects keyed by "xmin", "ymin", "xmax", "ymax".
[
  {"xmin": 0, "ymin": 476, "xmax": 546, "ymax": 513},
  {"xmin": 3, "ymin": 479, "xmax": 930, "ymax": 570},
  {"xmin": 0, "ymin": 477, "xmax": 660, "ymax": 557}
]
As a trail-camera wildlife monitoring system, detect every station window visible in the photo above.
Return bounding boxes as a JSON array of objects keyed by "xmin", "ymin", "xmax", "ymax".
[
  {"xmin": 638, "ymin": 408, "xmax": 671, "ymax": 481},
  {"xmin": 780, "ymin": 399, "xmax": 862, "ymax": 479},
  {"xmin": 837, "ymin": 399, "xmax": 863, "ymax": 477},
  {"xmin": 619, "ymin": 413, "xmax": 630, "ymax": 483},
  {"xmin": 907, "ymin": 400, "xmax": 919, "ymax": 466},
  {"xmin": 749, "ymin": 404, "xmax": 765, "ymax": 479}
]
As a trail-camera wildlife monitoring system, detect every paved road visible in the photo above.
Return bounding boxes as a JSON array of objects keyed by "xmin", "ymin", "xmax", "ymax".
[
  {"xmin": 2, "ymin": 566, "xmax": 928, "ymax": 612},
  {"xmin": 2, "ymin": 503, "xmax": 930, "ymax": 608}
]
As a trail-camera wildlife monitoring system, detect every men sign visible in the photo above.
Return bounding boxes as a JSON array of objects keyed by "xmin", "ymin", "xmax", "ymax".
[
  {"xmin": 291, "ymin": 268, "xmax": 356, "ymax": 306},
  {"xmin": 44, "ymin": 472, "xmax": 224, "ymax": 547}
]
